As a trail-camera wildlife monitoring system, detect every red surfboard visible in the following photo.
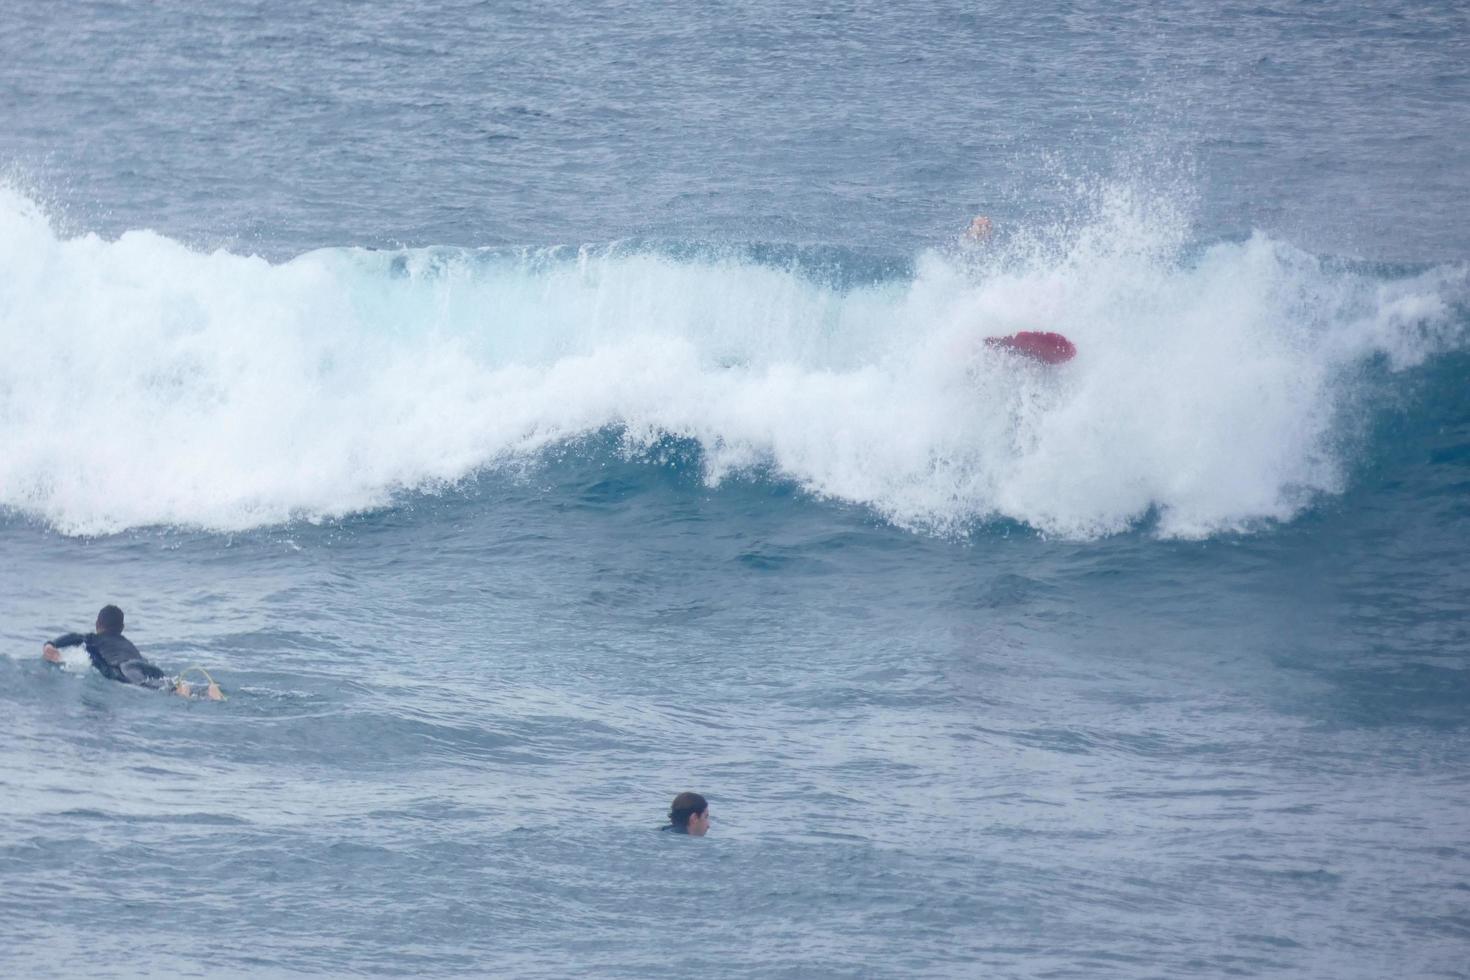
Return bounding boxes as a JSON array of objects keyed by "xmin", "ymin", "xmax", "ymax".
[{"xmin": 983, "ymin": 330, "xmax": 1076, "ymax": 365}]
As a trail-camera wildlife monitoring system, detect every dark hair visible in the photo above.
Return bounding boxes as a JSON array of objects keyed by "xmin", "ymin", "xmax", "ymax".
[
  {"xmin": 96, "ymin": 605, "xmax": 125, "ymax": 633},
  {"xmin": 668, "ymin": 792, "xmax": 708, "ymax": 831}
]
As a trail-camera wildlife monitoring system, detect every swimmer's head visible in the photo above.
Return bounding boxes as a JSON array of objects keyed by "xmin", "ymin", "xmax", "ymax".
[
  {"xmin": 95, "ymin": 605, "xmax": 125, "ymax": 633},
  {"xmin": 965, "ymin": 214, "xmax": 993, "ymax": 241},
  {"xmin": 668, "ymin": 791, "xmax": 710, "ymax": 836}
]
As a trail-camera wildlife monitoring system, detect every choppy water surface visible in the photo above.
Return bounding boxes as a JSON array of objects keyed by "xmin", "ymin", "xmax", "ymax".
[{"xmin": 2, "ymin": 1, "xmax": 1469, "ymax": 977}]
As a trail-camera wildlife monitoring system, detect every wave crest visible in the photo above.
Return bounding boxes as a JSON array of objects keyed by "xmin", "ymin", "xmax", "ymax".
[{"xmin": 0, "ymin": 183, "xmax": 1463, "ymax": 537}]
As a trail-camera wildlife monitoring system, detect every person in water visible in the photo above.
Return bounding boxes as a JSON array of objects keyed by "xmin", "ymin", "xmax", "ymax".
[
  {"xmin": 964, "ymin": 214, "xmax": 994, "ymax": 242},
  {"xmin": 42, "ymin": 604, "xmax": 222, "ymax": 700},
  {"xmin": 662, "ymin": 791, "xmax": 710, "ymax": 836}
]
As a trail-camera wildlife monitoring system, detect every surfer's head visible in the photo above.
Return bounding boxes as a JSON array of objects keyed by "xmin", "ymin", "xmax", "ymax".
[
  {"xmin": 95, "ymin": 604, "xmax": 125, "ymax": 634},
  {"xmin": 668, "ymin": 792, "xmax": 710, "ymax": 836}
]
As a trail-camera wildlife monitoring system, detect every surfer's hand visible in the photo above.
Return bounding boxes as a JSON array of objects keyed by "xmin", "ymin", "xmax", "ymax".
[
  {"xmin": 42, "ymin": 643, "xmax": 61, "ymax": 664},
  {"xmin": 174, "ymin": 681, "xmax": 192, "ymax": 697},
  {"xmin": 206, "ymin": 682, "xmax": 223, "ymax": 701}
]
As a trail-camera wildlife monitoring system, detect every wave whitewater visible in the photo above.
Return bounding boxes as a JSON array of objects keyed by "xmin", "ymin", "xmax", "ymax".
[{"xmin": 0, "ymin": 184, "xmax": 1464, "ymax": 538}]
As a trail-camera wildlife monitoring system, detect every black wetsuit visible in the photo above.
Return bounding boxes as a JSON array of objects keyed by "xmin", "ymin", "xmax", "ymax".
[{"xmin": 50, "ymin": 631, "xmax": 171, "ymax": 690}]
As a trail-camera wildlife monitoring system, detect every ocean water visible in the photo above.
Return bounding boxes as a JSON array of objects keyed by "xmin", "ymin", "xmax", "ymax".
[{"xmin": 2, "ymin": 1, "xmax": 1469, "ymax": 977}]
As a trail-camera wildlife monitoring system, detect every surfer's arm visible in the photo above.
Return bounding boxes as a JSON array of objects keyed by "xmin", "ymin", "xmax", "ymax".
[{"xmin": 43, "ymin": 633, "xmax": 86, "ymax": 663}]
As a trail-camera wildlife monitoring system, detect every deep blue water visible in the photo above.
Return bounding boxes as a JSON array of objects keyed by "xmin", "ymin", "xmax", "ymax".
[{"xmin": 2, "ymin": 1, "xmax": 1469, "ymax": 977}]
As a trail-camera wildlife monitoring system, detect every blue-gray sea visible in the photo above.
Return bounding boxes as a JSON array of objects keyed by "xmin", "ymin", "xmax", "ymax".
[{"xmin": 2, "ymin": 1, "xmax": 1469, "ymax": 977}]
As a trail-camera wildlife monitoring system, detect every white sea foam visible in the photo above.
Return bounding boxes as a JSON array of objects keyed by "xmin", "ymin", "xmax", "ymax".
[{"xmin": 0, "ymin": 184, "xmax": 1463, "ymax": 538}]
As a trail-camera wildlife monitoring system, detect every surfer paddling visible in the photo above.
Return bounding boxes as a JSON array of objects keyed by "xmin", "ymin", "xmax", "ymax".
[{"xmin": 42, "ymin": 605, "xmax": 223, "ymax": 700}]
